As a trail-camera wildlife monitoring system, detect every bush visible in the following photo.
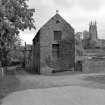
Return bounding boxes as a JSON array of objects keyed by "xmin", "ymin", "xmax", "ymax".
[{"xmin": 0, "ymin": 74, "xmax": 19, "ymax": 99}]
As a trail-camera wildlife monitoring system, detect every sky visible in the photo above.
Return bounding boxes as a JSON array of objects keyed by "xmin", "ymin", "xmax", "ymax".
[{"xmin": 20, "ymin": 0, "xmax": 105, "ymax": 44}]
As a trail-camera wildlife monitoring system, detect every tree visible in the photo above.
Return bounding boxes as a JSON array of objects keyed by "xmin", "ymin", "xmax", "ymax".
[
  {"xmin": 0, "ymin": 0, "xmax": 35, "ymax": 68},
  {"xmin": 11, "ymin": 35, "xmax": 23, "ymax": 48}
]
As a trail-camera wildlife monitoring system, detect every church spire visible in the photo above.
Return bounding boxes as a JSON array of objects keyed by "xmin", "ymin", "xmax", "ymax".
[{"xmin": 89, "ymin": 20, "xmax": 98, "ymax": 41}]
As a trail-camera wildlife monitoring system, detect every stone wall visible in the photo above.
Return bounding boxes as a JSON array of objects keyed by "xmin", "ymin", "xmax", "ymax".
[
  {"xmin": 32, "ymin": 14, "xmax": 75, "ymax": 74},
  {"xmin": 83, "ymin": 59, "xmax": 105, "ymax": 73},
  {"xmin": 39, "ymin": 14, "xmax": 75, "ymax": 74},
  {"xmin": 32, "ymin": 33, "xmax": 40, "ymax": 73}
]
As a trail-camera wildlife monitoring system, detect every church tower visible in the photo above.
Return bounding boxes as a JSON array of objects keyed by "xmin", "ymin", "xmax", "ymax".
[{"xmin": 89, "ymin": 21, "xmax": 98, "ymax": 41}]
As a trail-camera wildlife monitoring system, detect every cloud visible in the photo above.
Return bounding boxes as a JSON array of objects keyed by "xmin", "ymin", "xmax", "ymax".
[
  {"xmin": 77, "ymin": 0, "xmax": 105, "ymax": 11},
  {"xmin": 20, "ymin": 0, "xmax": 105, "ymax": 44},
  {"xmin": 28, "ymin": 0, "xmax": 54, "ymax": 8},
  {"xmin": 53, "ymin": 0, "xmax": 75, "ymax": 8},
  {"xmin": 30, "ymin": 0, "xmax": 105, "ymax": 12}
]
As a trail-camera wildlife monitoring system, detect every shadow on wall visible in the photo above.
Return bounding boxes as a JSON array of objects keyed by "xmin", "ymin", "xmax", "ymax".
[{"xmin": 45, "ymin": 55, "xmax": 74, "ymax": 72}]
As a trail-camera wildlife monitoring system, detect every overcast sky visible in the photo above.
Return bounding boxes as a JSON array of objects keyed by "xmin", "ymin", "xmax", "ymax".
[{"xmin": 20, "ymin": 0, "xmax": 105, "ymax": 44}]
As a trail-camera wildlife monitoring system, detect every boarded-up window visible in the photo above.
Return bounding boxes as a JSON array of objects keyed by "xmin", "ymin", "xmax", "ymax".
[
  {"xmin": 52, "ymin": 44, "xmax": 59, "ymax": 58},
  {"xmin": 54, "ymin": 31, "xmax": 62, "ymax": 41}
]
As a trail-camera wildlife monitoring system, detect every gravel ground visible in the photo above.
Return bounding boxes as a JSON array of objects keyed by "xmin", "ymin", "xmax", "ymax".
[
  {"xmin": 1, "ymin": 71, "xmax": 105, "ymax": 105},
  {"xmin": 15, "ymin": 72, "xmax": 105, "ymax": 90},
  {"xmin": 2, "ymin": 86, "xmax": 105, "ymax": 105}
]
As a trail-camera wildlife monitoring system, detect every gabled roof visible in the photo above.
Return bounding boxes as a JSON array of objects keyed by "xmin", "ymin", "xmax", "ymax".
[
  {"xmin": 42, "ymin": 13, "xmax": 74, "ymax": 31},
  {"xmin": 33, "ymin": 13, "xmax": 74, "ymax": 41},
  {"xmin": 33, "ymin": 30, "xmax": 40, "ymax": 42}
]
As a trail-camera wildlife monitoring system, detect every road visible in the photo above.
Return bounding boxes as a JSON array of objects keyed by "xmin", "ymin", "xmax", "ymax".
[{"xmin": 1, "ymin": 72, "xmax": 105, "ymax": 105}]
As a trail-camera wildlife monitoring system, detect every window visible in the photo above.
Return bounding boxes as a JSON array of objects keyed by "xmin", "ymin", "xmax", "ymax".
[
  {"xmin": 56, "ymin": 20, "xmax": 60, "ymax": 24},
  {"xmin": 54, "ymin": 31, "xmax": 62, "ymax": 41},
  {"xmin": 52, "ymin": 44, "xmax": 60, "ymax": 58}
]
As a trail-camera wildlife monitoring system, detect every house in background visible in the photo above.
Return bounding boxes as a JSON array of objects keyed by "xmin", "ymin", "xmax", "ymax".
[
  {"xmin": 83, "ymin": 21, "xmax": 105, "ymax": 49},
  {"xmin": 32, "ymin": 11, "xmax": 75, "ymax": 74}
]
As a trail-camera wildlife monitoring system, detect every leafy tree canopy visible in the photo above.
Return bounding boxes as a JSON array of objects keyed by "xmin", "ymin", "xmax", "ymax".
[{"xmin": 0, "ymin": 0, "xmax": 35, "ymax": 66}]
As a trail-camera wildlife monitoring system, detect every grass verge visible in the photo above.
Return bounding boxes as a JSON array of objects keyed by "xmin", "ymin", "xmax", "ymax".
[{"xmin": 0, "ymin": 73, "xmax": 19, "ymax": 103}]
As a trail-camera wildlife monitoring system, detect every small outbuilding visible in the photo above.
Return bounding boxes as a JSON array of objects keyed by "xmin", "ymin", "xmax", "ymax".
[{"xmin": 32, "ymin": 12, "xmax": 75, "ymax": 74}]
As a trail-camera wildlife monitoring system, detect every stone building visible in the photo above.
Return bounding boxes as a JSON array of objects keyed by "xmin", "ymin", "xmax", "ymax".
[
  {"xmin": 83, "ymin": 21, "xmax": 105, "ymax": 49},
  {"xmin": 82, "ymin": 22, "xmax": 105, "ymax": 73},
  {"xmin": 32, "ymin": 12, "xmax": 75, "ymax": 74},
  {"xmin": 83, "ymin": 21, "xmax": 98, "ymax": 48},
  {"xmin": 89, "ymin": 21, "xmax": 98, "ymax": 42}
]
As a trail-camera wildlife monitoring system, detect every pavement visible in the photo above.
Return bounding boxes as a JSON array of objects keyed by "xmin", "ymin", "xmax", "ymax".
[
  {"xmin": 1, "ymin": 86, "xmax": 105, "ymax": 105},
  {"xmin": 1, "ymin": 72, "xmax": 105, "ymax": 105}
]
